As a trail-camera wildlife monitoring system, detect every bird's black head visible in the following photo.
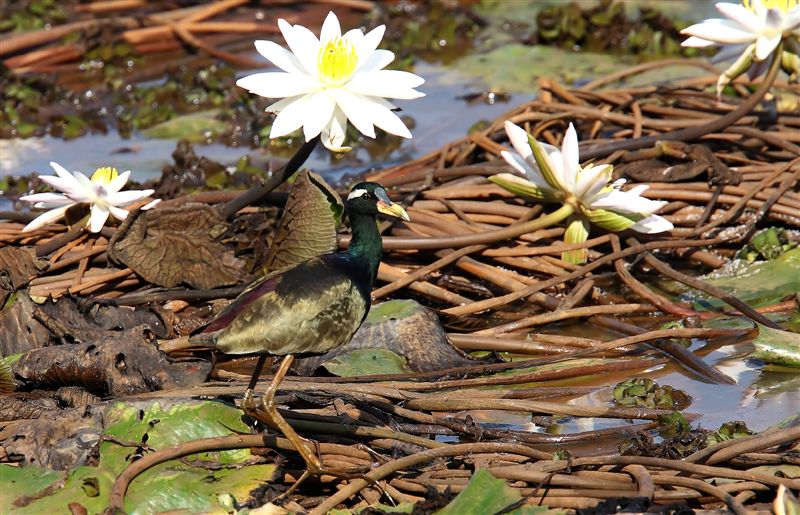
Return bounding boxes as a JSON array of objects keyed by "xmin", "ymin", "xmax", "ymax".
[{"xmin": 345, "ymin": 182, "xmax": 410, "ymax": 221}]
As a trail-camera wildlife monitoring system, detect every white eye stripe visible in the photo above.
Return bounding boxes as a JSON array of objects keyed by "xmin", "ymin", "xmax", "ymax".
[{"xmin": 347, "ymin": 188, "xmax": 369, "ymax": 200}]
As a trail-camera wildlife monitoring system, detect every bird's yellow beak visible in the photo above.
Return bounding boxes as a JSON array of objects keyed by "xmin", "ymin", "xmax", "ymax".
[{"xmin": 377, "ymin": 200, "xmax": 410, "ymax": 222}]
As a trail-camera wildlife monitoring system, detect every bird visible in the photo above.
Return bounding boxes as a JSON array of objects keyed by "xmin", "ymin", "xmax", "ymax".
[{"xmin": 190, "ymin": 181, "xmax": 409, "ymax": 474}]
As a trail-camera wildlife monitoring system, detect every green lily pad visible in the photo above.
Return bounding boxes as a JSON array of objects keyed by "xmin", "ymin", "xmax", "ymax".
[
  {"xmin": 142, "ymin": 110, "xmax": 227, "ymax": 142},
  {"xmin": 752, "ymin": 323, "xmax": 800, "ymax": 367},
  {"xmin": 2, "ymin": 400, "xmax": 275, "ymax": 513},
  {"xmin": 435, "ymin": 468, "xmax": 549, "ymax": 515},
  {"xmin": 322, "ymin": 348, "xmax": 414, "ymax": 376},
  {"xmin": 685, "ymin": 248, "xmax": 800, "ymax": 310}
]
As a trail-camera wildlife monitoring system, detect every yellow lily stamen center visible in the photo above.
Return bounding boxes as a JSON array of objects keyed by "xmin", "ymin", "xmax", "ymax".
[
  {"xmin": 317, "ymin": 37, "xmax": 358, "ymax": 87},
  {"xmin": 91, "ymin": 166, "xmax": 118, "ymax": 185},
  {"xmin": 744, "ymin": 0, "xmax": 798, "ymax": 12}
]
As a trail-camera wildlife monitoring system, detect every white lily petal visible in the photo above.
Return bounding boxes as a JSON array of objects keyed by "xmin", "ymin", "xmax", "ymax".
[
  {"xmin": 590, "ymin": 189, "xmax": 666, "ymax": 215},
  {"xmin": 575, "ymin": 163, "xmax": 612, "ymax": 199},
  {"xmin": 23, "ymin": 205, "xmax": 70, "ymax": 232},
  {"xmin": 353, "ymin": 24, "xmax": 386, "ymax": 67},
  {"xmin": 560, "ymin": 123, "xmax": 579, "ymax": 191},
  {"xmin": 39, "ymin": 175, "xmax": 84, "ymax": 197},
  {"xmin": 301, "ymin": 92, "xmax": 337, "ymax": 141},
  {"xmin": 716, "ymin": 2, "xmax": 764, "ymax": 33},
  {"xmin": 266, "ymin": 95, "xmax": 300, "ymax": 114},
  {"xmin": 320, "ymin": 11, "xmax": 342, "ymax": 42},
  {"xmin": 20, "ymin": 192, "xmax": 74, "ymax": 208},
  {"xmin": 369, "ymin": 101, "xmax": 412, "ymax": 139},
  {"xmin": 108, "ymin": 205, "xmax": 130, "ymax": 221},
  {"xmin": 254, "ymin": 40, "xmax": 307, "ymax": 75},
  {"xmin": 547, "ymin": 147, "xmax": 567, "ymax": 191},
  {"xmin": 712, "ymin": 43, "xmax": 751, "ymax": 62},
  {"xmin": 106, "ymin": 189, "xmax": 155, "ymax": 206},
  {"xmin": 504, "ymin": 121, "xmax": 534, "ymax": 162},
  {"xmin": 755, "ymin": 32, "xmax": 782, "ymax": 60},
  {"xmin": 345, "ymin": 70, "xmax": 425, "ymax": 99},
  {"xmin": 279, "ymin": 20, "xmax": 320, "ymax": 77},
  {"xmin": 357, "ymin": 49, "xmax": 395, "ymax": 72},
  {"xmin": 328, "ymin": 88, "xmax": 376, "ymax": 138},
  {"xmin": 236, "ymin": 72, "xmax": 320, "ymax": 99},
  {"xmin": 682, "ymin": 35, "xmax": 718, "ymax": 47},
  {"xmin": 50, "ymin": 161, "xmax": 74, "ymax": 179},
  {"xmin": 500, "ymin": 150, "xmax": 553, "ymax": 192},
  {"xmin": 141, "ymin": 199, "xmax": 160, "ymax": 210},
  {"xmin": 321, "ymin": 107, "xmax": 351, "ymax": 152},
  {"xmin": 269, "ymin": 94, "xmax": 316, "ymax": 138},
  {"xmin": 630, "ymin": 214, "xmax": 674, "ymax": 234},
  {"xmin": 681, "ymin": 19, "xmax": 758, "ymax": 44},
  {"xmin": 106, "ymin": 171, "xmax": 131, "ymax": 193},
  {"xmin": 89, "ymin": 204, "xmax": 110, "ymax": 233}
]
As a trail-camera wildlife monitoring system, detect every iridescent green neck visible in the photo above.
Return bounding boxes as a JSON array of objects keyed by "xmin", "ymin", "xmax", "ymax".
[{"xmin": 347, "ymin": 212, "xmax": 383, "ymax": 284}]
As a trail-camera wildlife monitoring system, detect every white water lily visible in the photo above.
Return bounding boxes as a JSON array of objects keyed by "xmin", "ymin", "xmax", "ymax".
[
  {"xmin": 20, "ymin": 162, "xmax": 159, "ymax": 233},
  {"xmin": 237, "ymin": 11, "xmax": 425, "ymax": 152},
  {"xmin": 490, "ymin": 122, "xmax": 673, "ymax": 264},
  {"xmin": 681, "ymin": 0, "xmax": 800, "ymax": 96}
]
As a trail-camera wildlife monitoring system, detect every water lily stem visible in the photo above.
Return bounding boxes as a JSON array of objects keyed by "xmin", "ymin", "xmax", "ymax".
[
  {"xmin": 381, "ymin": 202, "xmax": 575, "ymax": 251},
  {"xmin": 221, "ymin": 135, "xmax": 320, "ymax": 219},
  {"xmin": 581, "ymin": 41, "xmax": 785, "ymax": 160}
]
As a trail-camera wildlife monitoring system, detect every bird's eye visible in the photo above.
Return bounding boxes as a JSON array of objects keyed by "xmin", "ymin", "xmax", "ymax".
[{"xmin": 362, "ymin": 192, "xmax": 370, "ymax": 199}]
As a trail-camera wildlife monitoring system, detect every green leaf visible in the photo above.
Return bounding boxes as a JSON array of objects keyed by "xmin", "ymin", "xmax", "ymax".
[
  {"xmin": 0, "ymin": 465, "xmax": 63, "ymax": 513},
  {"xmin": 322, "ymin": 348, "xmax": 413, "ymax": 377},
  {"xmin": 562, "ymin": 216, "xmax": 589, "ymax": 264},
  {"xmin": 689, "ymin": 248, "xmax": 800, "ymax": 309},
  {"xmin": 435, "ymin": 469, "xmax": 549, "ymax": 515},
  {"xmin": 752, "ymin": 323, "xmax": 800, "ymax": 367},
  {"xmin": 488, "ymin": 173, "xmax": 556, "ymax": 202},
  {"xmin": 582, "ymin": 207, "xmax": 640, "ymax": 232},
  {"xmin": 5, "ymin": 400, "xmax": 273, "ymax": 514}
]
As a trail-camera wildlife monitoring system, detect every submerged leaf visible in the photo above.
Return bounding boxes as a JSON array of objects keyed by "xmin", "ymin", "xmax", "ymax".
[
  {"xmin": 322, "ymin": 348, "xmax": 413, "ymax": 376},
  {"xmin": 264, "ymin": 169, "xmax": 343, "ymax": 273},
  {"xmin": 752, "ymin": 323, "xmax": 800, "ymax": 367}
]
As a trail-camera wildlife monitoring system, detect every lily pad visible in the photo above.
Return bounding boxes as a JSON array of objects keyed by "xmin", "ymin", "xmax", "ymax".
[
  {"xmin": 264, "ymin": 169, "xmax": 343, "ymax": 273},
  {"xmin": 752, "ymin": 323, "xmax": 800, "ymax": 367},
  {"xmin": 109, "ymin": 203, "xmax": 247, "ymax": 289},
  {"xmin": 684, "ymin": 248, "xmax": 800, "ymax": 310},
  {"xmin": 435, "ymin": 468, "xmax": 548, "ymax": 515},
  {"xmin": 322, "ymin": 348, "xmax": 413, "ymax": 376},
  {"xmin": 142, "ymin": 110, "xmax": 228, "ymax": 142},
  {"xmin": 0, "ymin": 399, "xmax": 274, "ymax": 514}
]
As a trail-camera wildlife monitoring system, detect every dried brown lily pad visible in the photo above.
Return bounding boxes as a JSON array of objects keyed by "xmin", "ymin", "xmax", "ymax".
[
  {"xmin": 0, "ymin": 292, "xmax": 51, "ymax": 356},
  {"xmin": 12, "ymin": 326, "xmax": 211, "ymax": 397},
  {"xmin": 0, "ymin": 246, "xmax": 45, "ymax": 305},
  {"xmin": 263, "ymin": 169, "xmax": 343, "ymax": 272},
  {"xmin": 109, "ymin": 203, "xmax": 246, "ymax": 289}
]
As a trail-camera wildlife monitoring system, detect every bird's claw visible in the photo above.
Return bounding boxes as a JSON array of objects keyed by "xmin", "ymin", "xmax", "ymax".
[{"xmin": 242, "ymin": 389, "xmax": 258, "ymax": 412}]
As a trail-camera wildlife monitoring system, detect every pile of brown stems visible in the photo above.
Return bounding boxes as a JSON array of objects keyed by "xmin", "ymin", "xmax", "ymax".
[
  {"xmin": 105, "ymin": 384, "xmax": 800, "ymax": 514},
  {"xmin": 2, "ymin": 63, "xmax": 800, "ymax": 512}
]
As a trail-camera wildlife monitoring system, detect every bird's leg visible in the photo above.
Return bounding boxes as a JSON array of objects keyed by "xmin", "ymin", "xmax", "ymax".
[
  {"xmin": 259, "ymin": 355, "xmax": 324, "ymax": 474},
  {"xmin": 242, "ymin": 354, "xmax": 267, "ymax": 412}
]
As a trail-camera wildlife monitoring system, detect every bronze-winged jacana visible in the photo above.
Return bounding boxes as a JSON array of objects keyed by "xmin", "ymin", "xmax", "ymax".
[{"xmin": 190, "ymin": 182, "xmax": 409, "ymax": 474}]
